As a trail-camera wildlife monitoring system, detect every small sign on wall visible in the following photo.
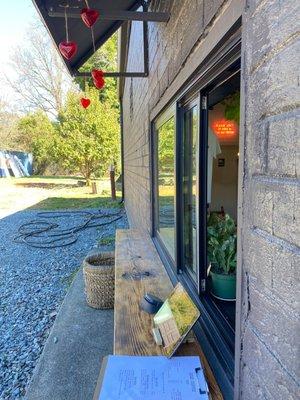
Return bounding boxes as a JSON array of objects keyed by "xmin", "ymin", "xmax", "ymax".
[
  {"xmin": 218, "ymin": 158, "xmax": 225, "ymax": 167},
  {"xmin": 212, "ymin": 119, "xmax": 238, "ymax": 140}
]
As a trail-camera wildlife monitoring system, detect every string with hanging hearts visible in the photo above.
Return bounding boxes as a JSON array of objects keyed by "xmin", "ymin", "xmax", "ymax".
[
  {"xmin": 59, "ymin": 4, "xmax": 78, "ymax": 60},
  {"xmin": 80, "ymin": 74, "xmax": 91, "ymax": 108},
  {"xmin": 58, "ymin": 1, "xmax": 104, "ymax": 92},
  {"xmin": 81, "ymin": 0, "xmax": 99, "ymax": 54},
  {"xmin": 80, "ymin": 1, "xmax": 105, "ymax": 89}
]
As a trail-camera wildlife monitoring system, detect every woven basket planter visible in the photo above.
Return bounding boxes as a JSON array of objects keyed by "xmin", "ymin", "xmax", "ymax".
[{"xmin": 83, "ymin": 251, "xmax": 115, "ymax": 309}]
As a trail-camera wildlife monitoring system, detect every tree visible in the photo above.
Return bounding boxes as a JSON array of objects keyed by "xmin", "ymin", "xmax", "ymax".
[
  {"xmin": 0, "ymin": 99, "xmax": 20, "ymax": 150},
  {"xmin": 158, "ymin": 119, "xmax": 175, "ymax": 172},
  {"xmin": 17, "ymin": 111, "xmax": 56, "ymax": 174},
  {"xmin": 6, "ymin": 21, "xmax": 72, "ymax": 117},
  {"xmin": 54, "ymin": 88, "xmax": 119, "ymax": 182}
]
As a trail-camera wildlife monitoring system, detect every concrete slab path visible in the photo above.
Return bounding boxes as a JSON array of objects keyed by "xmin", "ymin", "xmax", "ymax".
[{"xmin": 25, "ymin": 269, "xmax": 113, "ymax": 400}]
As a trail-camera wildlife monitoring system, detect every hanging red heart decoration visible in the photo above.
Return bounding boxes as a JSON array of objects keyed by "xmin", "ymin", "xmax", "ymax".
[
  {"xmin": 81, "ymin": 8, "xmax": 99, "ymax": 28},
  {"xmin": 59, "ymin": 41, "xmax": 78, "ymax": 60},
  {"xmin": 91, "ymin": 69, "xmax": 105, "ymax": 89},
  {"xmin": 91, "ymin": 69, "xmax": 104, "ymax": 81},
  {"xmin": 93, "ymin": 77, "xmax": 105, "ymax": 89},
  {"xmin": 80, "ymin": 98, "xmax": 91, "ymax": 108}
]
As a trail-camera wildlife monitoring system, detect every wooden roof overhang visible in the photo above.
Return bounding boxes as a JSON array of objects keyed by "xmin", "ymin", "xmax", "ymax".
[{"xmin": 32, "ymin": 0, "xmax": 170, "ymax": 77}]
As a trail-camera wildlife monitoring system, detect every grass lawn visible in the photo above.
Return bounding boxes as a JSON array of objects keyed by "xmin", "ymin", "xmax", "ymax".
[
  {"xmin": 4, "ymin": 176, "xmax": 122, "ymax": 210},
  {"xmin": 31, "ymin": 195, "xmax": 122, "ymax": 210}
]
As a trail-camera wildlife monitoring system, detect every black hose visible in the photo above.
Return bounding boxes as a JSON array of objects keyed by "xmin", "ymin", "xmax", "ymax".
[{"xmin": 14, "ymin": 210, "xmax": 123, "ymax": 249}]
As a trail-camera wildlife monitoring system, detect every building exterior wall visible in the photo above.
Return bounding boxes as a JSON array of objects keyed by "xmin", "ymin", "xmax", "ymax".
[
  {"xmin": 122, "ymin": 0, "xmax": 226, "ymax": 230},
  {"xmin": 121, "ymin": 0, "xmax": 299, "ymax": 398},
  {"xmin": 238, "ymin": 1, "xmax": 299, "ymax": 399}
]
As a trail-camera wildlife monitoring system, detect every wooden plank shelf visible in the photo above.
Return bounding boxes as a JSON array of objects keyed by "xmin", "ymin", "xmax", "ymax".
[{"xmin": 114, "ymin": 229, "xmax": 223, "ymax": 400}]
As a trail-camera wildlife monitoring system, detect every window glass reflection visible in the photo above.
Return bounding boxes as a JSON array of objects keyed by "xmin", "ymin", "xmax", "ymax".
[{"xmin": 157, "ymin": 117, "xmax": 176, "ymax": 260}]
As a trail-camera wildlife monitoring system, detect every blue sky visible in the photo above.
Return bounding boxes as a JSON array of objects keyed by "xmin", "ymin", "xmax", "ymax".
[
  {"xmin": 0, "ymin": 1, "xmax": 37, "ymax": 102},
  {"xmin": 0, "ymin": 1, "xmax": 36, "ymax": 64}
]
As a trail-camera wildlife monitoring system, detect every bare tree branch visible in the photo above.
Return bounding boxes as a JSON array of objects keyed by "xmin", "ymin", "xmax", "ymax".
[{"xmin": 5, "ymin": 21, "xmax": 73, "ymax": 117}]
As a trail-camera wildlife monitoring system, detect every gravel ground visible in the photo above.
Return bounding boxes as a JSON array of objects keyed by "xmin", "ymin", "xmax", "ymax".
[{"xmin": 0, "ymin": 208, "xmax": 128, "ymax": 400}]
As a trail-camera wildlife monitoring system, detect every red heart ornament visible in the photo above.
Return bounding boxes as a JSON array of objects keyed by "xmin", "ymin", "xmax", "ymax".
[
  {"xmin": 80, "ymin": 98, "xmax": 91, "ymax": 109},
  {"xmin": 93, "ymin": 77, "xmax": 105, "ymax": 89},
  {"xmin": 91, "ymin": 69, "xmax": 105, "ymax": 89},
  {"xmin": 81, "ymin": 8, "xmax": 99, "ymax": 28},
  {"xmin": 91, "ymin": 69, "xmax": 104, "ymax": 81},
  {"xmin": 59, "ymin": 41, "xmax": 78, "ymax": 60}
]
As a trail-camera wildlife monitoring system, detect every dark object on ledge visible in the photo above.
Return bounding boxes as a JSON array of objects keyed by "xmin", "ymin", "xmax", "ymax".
[{"xmin": 140, "ymin": 293, "xmax": 163, "ymax": 314}]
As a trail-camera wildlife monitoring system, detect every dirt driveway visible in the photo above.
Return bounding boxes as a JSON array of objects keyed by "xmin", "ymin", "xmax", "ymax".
[
  {"xmin": 0, "ymin": 179, "xmax": 51, "ymax": 217},
  {"xmin": 0, "ymin": 177, "xmax": 114, "ymax": 218}
]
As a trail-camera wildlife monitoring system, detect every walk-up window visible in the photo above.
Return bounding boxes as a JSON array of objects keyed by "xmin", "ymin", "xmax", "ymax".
[
  {"xmin": 152, "ymin": 32, "xmax": 241, "ymax": 393},
  {"xmin": 205, "ymin": 71, "xmax": 240, "ymax": 329},
  {"xmin": 153, "ymin": 64, "xmax": 240, "ymax": 320}
]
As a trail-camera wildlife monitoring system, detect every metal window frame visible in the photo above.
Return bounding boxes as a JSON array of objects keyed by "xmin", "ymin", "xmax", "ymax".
[
  {"xmin": 152, "ymin": 103, "xmax": 177, "ymax": 267},
  {"xmin": 150, "ymin": 27, "xmax": 242, "ymax": 399},
  {"xmin": 177, "ymin": 98, "xmax": 200, "ymax": 285}
]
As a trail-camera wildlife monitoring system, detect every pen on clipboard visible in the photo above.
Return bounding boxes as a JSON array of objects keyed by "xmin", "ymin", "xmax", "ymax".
[{"xmin": 195, "ymin": 367, "xmax": 209, "ymax": 399}]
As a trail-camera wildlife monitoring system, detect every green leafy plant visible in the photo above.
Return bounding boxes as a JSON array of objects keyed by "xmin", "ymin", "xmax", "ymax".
[
  {"xmin": 207, "ymin": 213, "xmax": 237, "ymax": 275},
  {"xmin": 61, "ymin": 267, "xmax": 80, "ymax": 287},
  {"xmin": 17, "ymin": 110, "xmax": 56, "ymax": 174},
  {"xmin": 223, "ymin": 92, "xmax": 240, "ymax": 124},
  {"xmin": 98, "ymin": 235, "xmax": 115, "ymax": 246}
]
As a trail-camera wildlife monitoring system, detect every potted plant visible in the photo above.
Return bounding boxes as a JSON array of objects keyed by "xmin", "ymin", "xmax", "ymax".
[{"xmin": 207, "ymin": 213, "xmax": 237, "ymax": 301}]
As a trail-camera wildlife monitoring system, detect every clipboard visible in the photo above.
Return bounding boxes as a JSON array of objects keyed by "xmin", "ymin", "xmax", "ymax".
[
  {"xmin": 93, "ymin": 355, "xmax": 209, "ymax": 400},
  {"xmin": 93, "ymin": 356, "xmax": 108, "ymax": 400}
]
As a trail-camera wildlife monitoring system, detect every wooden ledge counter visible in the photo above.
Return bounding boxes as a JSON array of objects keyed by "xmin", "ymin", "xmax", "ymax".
[{"xmin": 114, "ymin": 229, "xmax": 223, "ymax": 400}]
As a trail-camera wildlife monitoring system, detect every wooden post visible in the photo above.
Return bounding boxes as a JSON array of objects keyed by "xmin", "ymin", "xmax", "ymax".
[
  {"xmin": 110, "ymin": 164, "xmax": 116, "ymax": 200},
  {"xmin": 91, "ymin": 181, "xmax": 98, "ymax": 194}
]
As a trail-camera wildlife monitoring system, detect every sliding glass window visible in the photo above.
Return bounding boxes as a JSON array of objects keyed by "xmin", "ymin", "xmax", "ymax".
[
  {"xmin": 155, "ymin": 108, "xmax": 176, "ymax": 261},
  {"xmin": 152, "ymin": 31, "xmax": 241, "ymax": 395}
]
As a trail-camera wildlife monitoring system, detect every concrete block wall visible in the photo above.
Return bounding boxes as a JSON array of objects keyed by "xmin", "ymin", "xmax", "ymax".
[
  {"xmin": 122, "ymin": 0, "xmax": 226, "ymax": 230},
  {"xmin": 239, "ymin": 1, "xmax": 300, "ymax": 398}
]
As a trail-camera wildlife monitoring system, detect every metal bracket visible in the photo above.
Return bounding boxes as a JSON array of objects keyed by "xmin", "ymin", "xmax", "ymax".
[
  {"xmin": 48, "ymin": 9, "xmax": 170, "ymax": 22},
  {"xmin": 75, "ymin": 4, "xmax": 149, "ymax": 78}
]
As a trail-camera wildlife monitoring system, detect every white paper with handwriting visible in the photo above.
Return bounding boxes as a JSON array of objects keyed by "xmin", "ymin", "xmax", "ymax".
[{"xmin": 98, "ymin": 355, "xmax": 209, "ymax": 400}]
